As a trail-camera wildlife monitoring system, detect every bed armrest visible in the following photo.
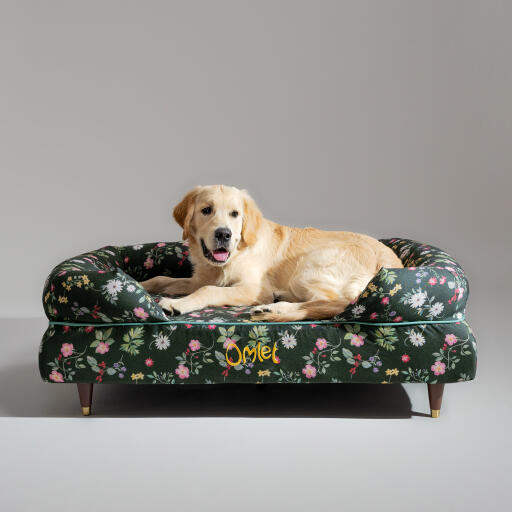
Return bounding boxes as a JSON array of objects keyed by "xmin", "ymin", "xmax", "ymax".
[{"xmin": 335, "ymin": 238, "xmax": 469, "ymax": 323}]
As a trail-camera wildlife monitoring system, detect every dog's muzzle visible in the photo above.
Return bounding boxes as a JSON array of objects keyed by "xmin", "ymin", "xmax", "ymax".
[{"xmin": 201, "ymin": 238, "xmax": 230, "ymax": 264}]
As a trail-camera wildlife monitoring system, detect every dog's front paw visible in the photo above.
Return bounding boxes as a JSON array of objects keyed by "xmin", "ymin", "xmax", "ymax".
[{"xmin": 158, "ymin": 298, "xmax": 182, "ymax": 316}]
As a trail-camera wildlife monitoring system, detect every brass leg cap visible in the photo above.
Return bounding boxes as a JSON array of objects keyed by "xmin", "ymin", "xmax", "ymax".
[
  {"xmin": 81, "ymin": 406, "xmax": 91, "ymax": 416},
  {"xmin": 431, "ymin": 409, "xmax": 440, "ymax": 418}
]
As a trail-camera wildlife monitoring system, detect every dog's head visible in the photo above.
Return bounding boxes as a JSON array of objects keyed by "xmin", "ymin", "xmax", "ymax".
[{"xmin": 173, "ymin": 185, "xmax": 263, "ymax": 266}]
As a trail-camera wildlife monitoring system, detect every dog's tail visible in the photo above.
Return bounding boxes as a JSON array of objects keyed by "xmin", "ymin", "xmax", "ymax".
[{"xmin": 252, "ymin": 298, "xmax": 351, "ymax": 322}]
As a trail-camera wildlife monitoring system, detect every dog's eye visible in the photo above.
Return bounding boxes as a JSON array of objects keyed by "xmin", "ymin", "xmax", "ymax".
[
  {"xmin": 201, "ymin": 207, "xmax": 212, "ymax": 215},
  {"xmin": 230, "ymin": 210, "xmax": 239, "ymax": 218}
]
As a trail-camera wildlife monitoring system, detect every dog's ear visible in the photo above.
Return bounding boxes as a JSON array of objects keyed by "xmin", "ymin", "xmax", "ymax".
[
  {"xmin": 173, "ymin": 187, "xmax": 200, "ymax": 240},
  {"xmin": 241, "ymin": 191, "xmax": 263, "ymax": 247}
]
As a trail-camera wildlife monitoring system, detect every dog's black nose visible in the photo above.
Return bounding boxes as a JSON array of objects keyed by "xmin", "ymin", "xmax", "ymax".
[{"xmin": 215, "ymin": 227, "xmax": 232, "ymax": 243}]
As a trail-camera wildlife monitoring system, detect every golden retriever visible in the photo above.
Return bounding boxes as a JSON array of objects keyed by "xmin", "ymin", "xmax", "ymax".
[{"xmin": 140, "ymin": 185, "xmax": 403, "ymax": 321}]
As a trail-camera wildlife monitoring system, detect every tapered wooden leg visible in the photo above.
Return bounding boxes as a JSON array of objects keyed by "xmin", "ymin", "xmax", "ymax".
[
  {"xmin": 77, "ymin": 383, "xmax": 93, "ymax": 416},
  {"xmin": 427, "ymin": 383, "xmax": 445, "ymax": 418}
]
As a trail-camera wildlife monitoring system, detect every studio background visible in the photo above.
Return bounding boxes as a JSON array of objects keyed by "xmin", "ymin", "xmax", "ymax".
[{"xmin": 0, "ymin": 2, "xmax": 510, "ymax": 512}]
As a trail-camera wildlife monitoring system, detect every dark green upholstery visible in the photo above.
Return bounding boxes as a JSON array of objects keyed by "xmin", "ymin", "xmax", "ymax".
[{"xmin": 39, "ymin": 238, "xmax": 477, "ymax": 385}]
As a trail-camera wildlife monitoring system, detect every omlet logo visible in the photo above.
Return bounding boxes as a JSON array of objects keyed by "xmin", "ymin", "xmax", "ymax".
[{"xmin": 225, "ymin": 342, "xmax": 279, "ymax": 366}]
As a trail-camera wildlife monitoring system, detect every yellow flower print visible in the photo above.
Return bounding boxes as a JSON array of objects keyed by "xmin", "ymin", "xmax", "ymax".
[
  {"xmin": 67, "ymin": 276, "xmax": 72, "ymax": 281},
  {"xmin": 58, "ymin": 296, "xmax": 68, "ymax": 304},
  {"xmin": 76, "ymin": 281, "xmax": 82, "ymax": 288},
  {"xmin": 131, "ymin": 372, "xmax": 144, "ymax": 382},
  {"xmin": 368, "ymin": 283, "xmax": 378, "ymax": 292},
  {"xmin": 385, "ymin": 368, "xmax": 399, "ymax": 377},
  {"xmin": 389, "ymin": 284, "xmax": 402, "ymax": 296},
  {"xmin": 44, "ymin": 292, "xmax": 50, "ymax": 303},
  {"xmin": 361, "ymin": 291, "xmax": 369, "ymax": 298},
  {"xmin": 257, "ymin": 370, "xmax": 271, "ymax": 377},
  {"xmin": 82, "ymin": 275, "xmax": 90, "ymax": 285}
]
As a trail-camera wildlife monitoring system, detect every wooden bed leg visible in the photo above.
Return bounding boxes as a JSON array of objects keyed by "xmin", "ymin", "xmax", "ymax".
[
  {"xmin": 77, "ymin": 383, "xmax": 93, "ymax": 416},
  {"xmin": 427, "ymin": 383, "xmax": 445, "ymax": 418}
]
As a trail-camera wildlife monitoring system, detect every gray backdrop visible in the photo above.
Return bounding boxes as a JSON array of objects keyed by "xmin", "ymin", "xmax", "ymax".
[
  {"xmin": 1, "ymin": 1, "xmax": 510, "ymax": 317},
  {"xmin": 1, "ymin": 3, "xmax": 511, "ymax": 512}
]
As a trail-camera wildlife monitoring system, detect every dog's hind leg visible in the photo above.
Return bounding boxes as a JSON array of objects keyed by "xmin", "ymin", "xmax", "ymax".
[{"xmin": 250, "ymin": 298, "xmax": 351, "ymax": 322}]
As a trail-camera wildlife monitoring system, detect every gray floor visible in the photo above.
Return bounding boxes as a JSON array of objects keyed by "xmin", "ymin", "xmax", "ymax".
[{"xmin": 0, "ymin": 303, "xmax": 510, "ymax": 512}]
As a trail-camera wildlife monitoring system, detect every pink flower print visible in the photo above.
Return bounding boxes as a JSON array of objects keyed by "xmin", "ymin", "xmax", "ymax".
[
  {"xmin": 189, "ymin": 313, "xmax": 201, "ymax": 318},
  {"xmin": 370, "ymin": 312, "xmax": 378, "ymax": 320},
  {"xmin": 431, "ymin": 361, "xmax": 446, "ymax": 376},
  {"xmin": 145, "ymin": 358, "xmax": 154, "ymax": 367},
  {"xmin": 60, "ymin": 343, "xmax": 74, "ymax": 357},
  {"xmin": 302, "ymin": 364, "xmax": 317, "ymax": 379},
  {"xmin": 393, "ymin": 316, "xmax": 403, "ymax": 322},
  {"xmin": 175, "ymin": 364, "xmax": 190, "ymax": 379},
  {"xmin": 189, "ymin": 339, "xmax": 201, "ymax": 351},
  {"xmin": 445, "ymin": 334, "xmax": 457, "ymax": 346},
  {"xmin": 401, "ymin": 354, "xmax": 410, "ymax": 363},
  {"xmin": 96, "ymin": 342, "xmax": 110, "ymax": 354},
  {"xmin": 316, "ymin": 338, "xmax": 328, "ymax": 350},
  {"xmin": 133, "ymin": 307, "xmax": 149, "ymax": 320},
  {"xmin": 156, "ymin": 242, "xmax": 166, "ymax": 247},
  {"xmin": 204, "ymin": 309, "xmax": 214, "ymax": 313},
  {"xmin": 429, "ymin": 277, "xmax": 438, "ymax": 286},
  {"xmin": 84, "ymin": 326, "xmax": 94, "ymax": 333},
  {"xmin": 185, "ymin": 324, "xmax": 192, "ymax": 328},
  {"xmin": 350, "ymin": 334, "xmax": 365, "ymax": 347},
  {"xmin": 381, "ymin": 297, "xmax": 390, "ymax": 305},
  {"xmin": 49, "ymin": 370, "xmax": 64, "ymax": 383},
  {"xmin": 63, "ymin": 325, "xmax": 70, "ymax": 334},
  {"xmin": 144, "ymin": 258, "xmax": 154, "ymax": 269},
  {"xmin": 223, "ymin": 337, "xmax": 236, "ymax": 350},
  {"xmin": 207, "ymin": 325, "xmax": 216, "ymax": 330},
  {"xmin": 440, "ymin": 276, "xmax": 447, "ymax": 285}
]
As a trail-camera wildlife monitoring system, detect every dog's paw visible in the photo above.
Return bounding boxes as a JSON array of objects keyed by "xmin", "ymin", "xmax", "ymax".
[
  {"xmin": 158, "ymin": 298, "xmax": 181, "ymax": 316},
  {"xmin": 250, "ymin": 304, "xmax": 277, "ymax": 322},
  {"xmin": 250, "ymin": 305, "xmax": 273, "ymax": 316},
  {"xmin": 249, "ymin": 302, "xmax": 301, "ymax": 322}
]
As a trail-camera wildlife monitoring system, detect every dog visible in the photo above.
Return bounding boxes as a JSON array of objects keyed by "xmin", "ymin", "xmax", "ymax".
[{"xmin": 140, "ymin": 185, "xmax": 403, "ymax": 321}]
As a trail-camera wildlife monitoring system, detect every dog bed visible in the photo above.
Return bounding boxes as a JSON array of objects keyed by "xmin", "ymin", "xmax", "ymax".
[{"xmin": 39, "ymin": 238, "xmax": 477, "ymax": 416}]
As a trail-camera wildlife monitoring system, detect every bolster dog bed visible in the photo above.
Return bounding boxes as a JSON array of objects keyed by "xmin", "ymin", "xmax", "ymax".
[{"xmin": 39, "ymin": 238, "xmax": 477, "ymax": 417}]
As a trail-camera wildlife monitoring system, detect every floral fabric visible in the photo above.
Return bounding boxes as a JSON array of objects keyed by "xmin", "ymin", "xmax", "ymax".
[{"xmin": 40, "ymin": 238, "xmax": 477, "ymax": 385}]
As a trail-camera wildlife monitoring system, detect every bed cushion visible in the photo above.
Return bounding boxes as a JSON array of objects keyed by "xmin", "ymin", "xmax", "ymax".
[{"xmin": 39, "ymin": 238, "xmax": 477, "ymax": 385}]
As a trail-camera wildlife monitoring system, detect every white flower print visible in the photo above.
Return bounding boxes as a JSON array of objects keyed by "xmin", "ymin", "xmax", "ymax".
[
  {"xmin": 409, "ymin": 330, "xmax": 426, "ymax": 347},
  {"xmin": 352, "ymin": 305, "xmax": 365, "ymax": 317},
  {"xmin": 280, "ymin": 331, "xmax": 297, "ymax": 349},
  {"xmin": 409, "ymin": 291, "xmax": 427, "ymax": 309},
  {"xmin": 132, "ymin": 244, "xmax": 143, "ymax": 250},
  {"xmin": 154, "ymin": 333, "xmax": 170, "ymax": 350},
  {"xmin": 210, "ymin": 317, "xmax": 228, "ymax": 323},
  {"xmin": 105, "ymin": 279, "xmax": 123, "ymax": 296},
  {"xmin": 126, "ymin": 284, "xmax": 136, "ymax": 292},
  {"xmin": 429, "ymin": 302, "xmax": 444, "ymax": 317}
]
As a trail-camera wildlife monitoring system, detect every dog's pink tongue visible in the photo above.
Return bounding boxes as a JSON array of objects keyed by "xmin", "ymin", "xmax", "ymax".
[{"xmin": 212, "ymin": 249, "xmax": 229, "ymax": 262}]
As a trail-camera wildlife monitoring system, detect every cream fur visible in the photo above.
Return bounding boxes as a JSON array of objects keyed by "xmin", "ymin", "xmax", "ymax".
[{"xmin": 140, "ymin": 185, "xmax": 403, "ymax": 321}]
